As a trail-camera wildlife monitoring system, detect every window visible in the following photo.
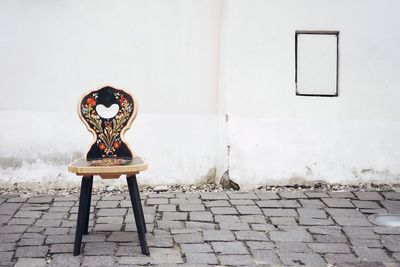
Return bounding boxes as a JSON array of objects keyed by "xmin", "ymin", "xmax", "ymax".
[{"xmin": 295, "ymin": 31, "xmax": 339, "ymax": 97}]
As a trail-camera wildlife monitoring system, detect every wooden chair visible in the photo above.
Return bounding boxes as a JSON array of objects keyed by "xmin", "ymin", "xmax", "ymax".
[{"xmin": 68, "ymin": 86, "xmax": 149, "ymax": 256}]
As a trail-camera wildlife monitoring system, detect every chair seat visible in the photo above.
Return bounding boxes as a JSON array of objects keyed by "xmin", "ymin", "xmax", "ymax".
[{"xmin": 68, "ymin": 157, "xmax": 148, "ymax": 179}]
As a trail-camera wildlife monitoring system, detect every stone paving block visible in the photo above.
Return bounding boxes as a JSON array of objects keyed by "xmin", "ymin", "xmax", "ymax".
[
  {"xmin": 240, "ymin": 215, "xmax": 267, "ymax": 224},
  {"xmin": 35, "ymin": 219, "xmax": 62, "ymax": 227},
  {"xmin": 28, "ymin": 197, "xmax": 53, "ymax": 204},
  {"xmin": 203, "ymin": 230, "xmax": 235, "ymax": 241},
  {"xmin": 299, "ymin": 199, "xmax": 326, "ymax": 208},
  {"xmin": 26, "ymin": 226, "xmax": 44, "ymax": 233},
  {"xmin": 252, "ymin": 249, "xmax": 281, "ymax": 265},
  {"xmin": 52, "ymin": 201, "xmax": 75, "ymax": 207},
  {"xmin": 0, "ymin": 215, "xmax": 11, "ymax": 224},
  {"xmin": 50, "ymin": 243, "xmax": 74, "ymax": 253},
  {"xmin": 173, "ymin": 232, "xmax": 203, "ymax": 243},
  {"xmin": 325, "ymin": 208, "xmax": 365, "ymax": 217},
  {"xmin": 46, "ymin": 235, "xmax": 75, "ymax": 244},
  {"xmin": 106, "ymin": 232, "xmax": 136, "ymax": 242},
  {"xmin": 0, "ymin": 233, "xmax": 21, "ymax": 242},
  {"xmin": 186, "ymin": 253, "xmax": 218, "ymax": 264},
  {"xmin": 179, "ymin": 204, "xmax": 205, "ymax": 211},
  {"xmin": 247, "ymin": 241, "xmax": 274, "ymax": 250},
  {"xmin": 48, "ymin": 207, "xmax": 71, "ymax": 213},
  {"xmin": 334, "ymin": 216, "xmax": 371, "ymax": 227},
  {"xmin": 212, "ymin": 241, "xmax": 249, "ymax": 254},
  {"xmin": 175, "ymin": 192, "xmax": 200, "ymax": 198},
  {"xmin": 228, "ymin": 193, "xmax": 258, "ymax": 199},
  {"xmin": 353, "ymin": 247, "xmax": 395, "ymax": 263},
  {"xmin": 96, "ymin": 200, "xmax": 119, "ymax": 208},
  {"xmin": 18, "ymin": 237, "xmax": 45, "ymax": 246},
  {"xmin": 15, "ymin": 245, "xmax": 48, "ymax": 257},
  {"xmin": 382, "ymin": 192, "xmax": 400, "ymax": 200},
  {"xmin": 352, "ymin": 200, "xmax": 381, "ymax": 209},
  {"xmin": 115, "ymin": 245, "xmax": 142, "ymax": 256},
  {"xmin": 279, "ymin": 191, "xmax": 307, "ymax": 199},
  {"xmin": 275, "ymin": 241, "xmax": 310, "ymax": 252},
  {"xmin": 328, "ymin": 191, "xmax": 355, "ymax": 199},
  {"xmin": 117, "ymin": 256, "xmax": 150, "ymax": 265},
  {"xmin": 158, "ymin": 204, "xmax": 176, "ymax": 211},
  {"xmin": 230, "ymin": 199, "xmax": 255, "ymax": 205},
  {"xmin": 84, "ymin": 242, "xmax": 116, "ymax": 255},
  {"xmin": 147, "ymin": 235, "xmax": 174, "ymax": 248},
  {"xmin": 43, "ymin": 212, "xmax": 69, "ymax": 220},
  {"xmin": 235, "ymin": 230, "xmax": 269, "ymax": 241},
  {"xmin": 204, "ymin": 200, "xmax": 231, "ymax": 207},
  {"xmin": 380, "ymin": 200, "xmax": 400, "ymax": 213},
  {"xmin": 82, "ymin": 255, "xmax": 114, "ymax": 266},
  {"xmin": 210, "ymin": 207, "xmax": 238, "ymax": 215},
  {"xmin": 322, "ymin": 198, "xmax": 354, "ymax": 208},
  {"xmin": 236, "ymin": 205, "xmax": 262, "ymax": 215},
  {"xmin": 381, "ymin": 235, "xmax": 400, "ymax": 252},
  {"xmin": 8, "ymin": 218, "xmax": 36, "ymax": 225},
  {"xmin": 14, "ymin": 210, "xmax": 42, "ymax": 218},
  {"xmin": 170, "ymin": 198, "xmax": 202, "ymax": 204},
  {"xmin": 255, "ymin": 192, "xmax": 279, "ymax": 200},
  {"xmin": 373, "ymin": 226, "xmax": 400, "ymax": 235},
  {"xmin": 300, "ymin": 217, "xmax": 335, "ymax": 226},
  {"xmin": 297, "ymin": 208, "xmax": 327, "ymax": 218},
  {"xmin": 200, "ymin": 192, "xmax": 228, "ymax": 200},
  {"xmin": 97, "ymin": 208, "xmax": 127, "ymax": 216},
  {"xmin": 0, "ymin": 225, "xmax": 28, "ymax": 233},
  {"xmin": 304, "ymin": 192, "xmax": 330, "ymax": 198},
  {"xmin": 279, "ymin": 252, "xmax": 326, "ymax": 266},
  {"xmin": 189, "ymin": 211, "xmax": 213, "ymax": 222},
  {"xmin": 119, "ymin": 200, "xmax": 132, "ymax": 208},
  {"xmin": 102, "ymin": 195, "xmax": 125, "ymax": 200},
  {"xmin": 0, "ymin": 251, "xmax": 13, "ymax": 262},
  {"xmin": 20, "ymin": 204, "xmax": 49, "ymax": 211},
  {"xmin": 351, "ymin": 238, "xmax": 382, "ymax": 248},
  {"xmin": 314, "ymin": 234, "xmax": 347, "ymax": 243},
  {"xmin": 218, "ymin": 254, "xmax": 255, "ymax": 265},
  {"xmin": 7, "ymin": 197, "xmax": 28, "ymax": 203},
  {"xmin": 219, "ymin": 222, "xmax": 250, "ymax": 230},
  {"xmin": 186, "ymin": 222, "xmax": 216, "ymax": 230},
  {"xmin": 14, "ymin": 258, "xmax": 47, "ymax": 267},
  {"xmin": 360, "ymin": 208, "xmax": 388, "ymax": 214},
  {"xmin": 146, "ymin": 198, "xmax": 169, "ymax": 205},
  {"xmin": 96, "ymin": 216, "xmax": 123, "ymax": 224},
  {"xmin": 271, "ymin": 216, "xmax": 297, "ymax": 226},
  {"xmin": 354, "ymin": 191, "xmax": 383, "ymax": 201},
  {"xmin": 0, "ymin": 242, "xmax": 15, "ymax": 252},
  {"xmin": 162, "ymin": 211, "xmax": 188, "ymax": 221},
  {"xmin": 49, "ymin": 254, "xmax": 81, "ymax": 266},
  {"xmin": 148, "ymin": 193, "xmax": 174, "ymax": 198},
  {"xmin": 343, "ymin": 227, "xmax": 378, "ymax": 239},
  {"xmin": 157, "ymin": 220, "xmax": 184, "ymax": 229},
  {"xmin": 93, "ymin": 223, "xmax": 122, "ymax": 232},
  {"xmin": 269, "ymin": 229, "xmax": 313, "ymax": 242},
  {"xmin": 324, "ymin": 253, "xmax": 360, "ymax": 265},
  {"xmin": 308, "ymin": 242, "xmax": 351, "ymax": 254},
  {"xmin": 149, "ymin": 248, "xmax": 183, "ymax": 264},
  {"xmin": 180, "ymin": 243, "xmax": 213, "ymax": 253},
  {"xmin": 251, "ymin": 223, "xmax": 275, "ymax": 231},
  {"xmin": 263, "ymin": 208, "xmax": 297, "ymax": 217},
  {"xmin": 214, "ymin": 215, "xmax": 240, "ymax": 223}
]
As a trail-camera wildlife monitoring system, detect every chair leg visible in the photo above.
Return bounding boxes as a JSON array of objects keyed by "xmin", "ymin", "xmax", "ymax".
[
  {"xmin": 127, "ymin": 175, "xmax": 149, "ymax": 256},
  {"xmin": 73, "ymin": 176, "xmax": 91, "ymax": 256},
  {"xmin": 83, "ymin": 176, "xmax": 93, "ymax": 235}
]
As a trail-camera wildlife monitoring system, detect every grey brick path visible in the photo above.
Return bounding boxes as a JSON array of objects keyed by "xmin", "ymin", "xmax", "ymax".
[{"xmin": 1, "ymin": 190, "xmax": 400, "ymax": 266}]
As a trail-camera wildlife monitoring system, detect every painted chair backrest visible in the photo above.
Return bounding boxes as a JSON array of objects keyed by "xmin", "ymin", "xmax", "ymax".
[{"xmin": 79, "ymin": 86, "xmax": 137, "ymax": 160}]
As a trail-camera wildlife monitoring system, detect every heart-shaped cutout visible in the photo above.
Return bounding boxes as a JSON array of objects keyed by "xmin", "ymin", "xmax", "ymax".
[{"xmin": 96, "ymin": 104, "xmax": 119, "ymax": 119}]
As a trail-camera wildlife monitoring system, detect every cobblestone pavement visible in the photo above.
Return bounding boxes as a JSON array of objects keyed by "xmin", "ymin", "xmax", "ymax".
[{"xmin": 1, "ymin": 190, "xmax": 400, "ymax": 266}]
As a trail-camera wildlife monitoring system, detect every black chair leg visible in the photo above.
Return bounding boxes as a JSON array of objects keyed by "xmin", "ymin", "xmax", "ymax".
[
  {"xmin": 73, "ymin": 176, "xmax": 91, "ymax": 256},
  {"xmin": 83, "ymin": 176, "xmax": 93, "ymax": 235},
  {"xmin": 127, "ymin": 175, "xmax": 149, "ymax": 256}
]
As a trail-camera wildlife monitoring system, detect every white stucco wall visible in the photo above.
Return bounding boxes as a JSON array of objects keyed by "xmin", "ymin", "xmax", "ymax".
[
  {"xmin": 1, "ymin": 0, "xmax": 399, "ymax": 188},
  {"xmin": 221, "ymin": 0, "xmax": 400, "ymax": 188},
  {"xmin": 0, "ymin": 0, "xmax": 223, "ymax": 187}
]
